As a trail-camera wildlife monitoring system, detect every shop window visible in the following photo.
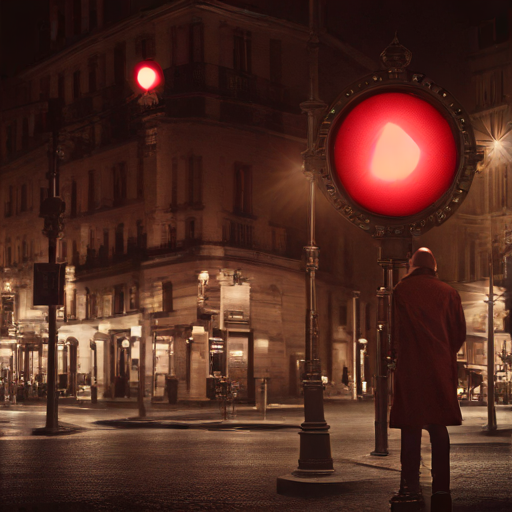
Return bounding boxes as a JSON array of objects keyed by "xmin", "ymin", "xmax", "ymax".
[
  {"xmin": 233, "ymin": 30, "xmax": 251, "ymax": 73},
  {"xmin": 234, "ymin": 163, "xmax": 252, "ymax": 215},
  {"xmin": 114, "ymin": 285, "xmax": 125, "ymax": 315},
  {"xmin": 162, "ymin": 281, "xmax": 173, "ymax": 312}
]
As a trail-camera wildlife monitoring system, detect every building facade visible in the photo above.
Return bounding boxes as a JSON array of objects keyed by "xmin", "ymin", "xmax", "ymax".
[
  {"xmin": 421, "ymin": 11, "xmax": 512, "ymax": 405},
  {"xmin": 0, "ymin": 0, "xmax": 381, "ymax": 405}
]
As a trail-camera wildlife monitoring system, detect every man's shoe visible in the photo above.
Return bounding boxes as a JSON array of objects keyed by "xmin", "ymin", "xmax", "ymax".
[
  {"xmin": 390, "ymin": 487, "xmax": 425, "ymax": 511},
  {"xmin": 431, "ymin": 491, "xmax": 452, "ymax": 512}
]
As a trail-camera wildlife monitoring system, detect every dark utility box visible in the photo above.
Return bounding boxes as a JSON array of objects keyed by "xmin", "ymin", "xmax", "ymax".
[{"xmin": 33, "ymin": 263, "xmax": 66, "ymax": 306}]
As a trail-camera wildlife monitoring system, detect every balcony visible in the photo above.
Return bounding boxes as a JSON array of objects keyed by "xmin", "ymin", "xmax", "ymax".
[{"xmin": 164, "ymin": 63, "xmax": 299, "ymax": 113}]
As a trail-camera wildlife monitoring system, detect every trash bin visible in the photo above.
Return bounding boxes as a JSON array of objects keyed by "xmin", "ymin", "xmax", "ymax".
[
  {"xmin": 206, "ymin": 377, "xmax": 217, "ymax": 400},
  {"xmin": 91, "ymin": 384, "xmax": 98, "ymax": 404},
  {"xmin": 165, "ymin": 376, "xmax": 178, "ymax": 404}
]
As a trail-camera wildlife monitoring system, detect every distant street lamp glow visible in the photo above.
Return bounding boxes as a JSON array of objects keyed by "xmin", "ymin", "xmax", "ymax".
[{"xmin": 371, "ymin": 123, "xmax": 420, "ymax": 181}]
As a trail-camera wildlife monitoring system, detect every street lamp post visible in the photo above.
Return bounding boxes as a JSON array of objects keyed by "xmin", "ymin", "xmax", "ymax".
[
  {"xmin": 486, "ymin": 255, "xmax": 498, "ymax": 431},
  {"xmin": 277, "ymin": 0, "xmax": 349, "ymax": 496},
  {"xmin": 40, "ymin": 98, "xmax": 66, "ymax": 433}
]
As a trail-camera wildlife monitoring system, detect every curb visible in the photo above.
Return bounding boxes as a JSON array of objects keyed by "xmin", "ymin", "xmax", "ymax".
[{"xmin": 94, "ymin": 419, "xmax": 301, "ymax": 430}]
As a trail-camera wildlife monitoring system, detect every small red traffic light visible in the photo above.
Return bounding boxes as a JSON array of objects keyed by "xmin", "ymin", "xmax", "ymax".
[
  {"xmin": 134, "ymin": 59, "xmax": 164, "ymax": 92},
  {"xmin": 333, "ymin": 92, "xmax": 457, "ymax": 217}
]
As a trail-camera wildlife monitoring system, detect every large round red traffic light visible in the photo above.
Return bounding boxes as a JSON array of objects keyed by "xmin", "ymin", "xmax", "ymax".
[
  {"xmin": 315, "ymin": 69, "xmax": 479, "ymax": 237},
  {"xmin": 333, "ymin": 92, "xmax": 457, "ymax": 217}
]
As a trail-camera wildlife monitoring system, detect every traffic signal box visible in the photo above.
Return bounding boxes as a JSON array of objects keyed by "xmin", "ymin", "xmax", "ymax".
[{"xmin": 33, "ymin": 263, "xmax": 66, "ymax": 306}]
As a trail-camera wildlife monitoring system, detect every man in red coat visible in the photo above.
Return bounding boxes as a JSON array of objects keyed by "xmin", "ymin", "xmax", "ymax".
[{"xmin": 389, "ymin": 247, "xmax": 466, "ymax": 512}]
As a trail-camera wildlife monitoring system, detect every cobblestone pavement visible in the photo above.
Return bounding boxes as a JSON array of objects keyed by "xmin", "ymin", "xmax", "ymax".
[{"xmin": 0, "ymin": 400, "xmax": 510, "ymax": 511}]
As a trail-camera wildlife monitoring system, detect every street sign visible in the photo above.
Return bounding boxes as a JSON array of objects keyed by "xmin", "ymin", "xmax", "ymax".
[{"xmin": 314, "ymin": 62, "xmax": 480, "ymax": 238}]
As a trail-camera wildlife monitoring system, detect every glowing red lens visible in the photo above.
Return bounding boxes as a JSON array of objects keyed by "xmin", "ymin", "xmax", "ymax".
[
  {"xmin": 332, "ymin": 92, "xmax": 457, "ymax": 217},
  {"xmin": 134, "ymin": 60, "xmax": 163, "ymax": 92}
]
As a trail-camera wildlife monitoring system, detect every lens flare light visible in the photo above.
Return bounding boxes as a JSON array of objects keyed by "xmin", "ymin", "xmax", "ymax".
[{"xmin": 333, "ymin": 92, "xmax": 458, "ymax": 217}]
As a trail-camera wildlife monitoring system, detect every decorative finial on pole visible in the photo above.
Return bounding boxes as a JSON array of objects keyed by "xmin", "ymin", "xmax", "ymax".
[{"xmin": 380, "ymin": 32, "xmax": 412, "ymax": 71}]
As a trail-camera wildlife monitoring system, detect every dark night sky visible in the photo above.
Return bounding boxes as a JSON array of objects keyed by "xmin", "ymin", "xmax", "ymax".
[{"xmin": 1, "ymin": 0, "xmax": 511, "ymax": 109}]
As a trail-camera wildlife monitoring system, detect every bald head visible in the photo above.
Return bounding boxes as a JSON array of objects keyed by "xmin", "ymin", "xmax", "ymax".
[{"xmin": 410, "ymin": 247, "xmax": 437, "ymax": 271}]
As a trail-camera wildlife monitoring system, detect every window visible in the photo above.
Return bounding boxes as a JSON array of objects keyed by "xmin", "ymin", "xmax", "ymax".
[
  {"xmin": 70, "ymin": 179, "xmax": 77, "ymax": 217},
  {"xmin": 186, "ymin": 218, "xmax": 196, "ymax": 241},
  {"xmin": 129, "ymin": 285, "xmax": 139, "ymax": 310},
  {"xmin": 233, "ymin": 30, "xmax": 251, "ymax": 73},
  {"xmin": 171, "ymin": 158, "xmax": 178, "ymax": 209},
  {"xmin": 22, "ymin": 239, "xmax": 28, "ymax": 262},
  {"xmin": 162, "ymin": 281, "xmax": 173, "ymax": 312},
  {"xmin": 40, "ymin": 75, "xmax": 51, "ymax": 100},
  {"xmin": 20, "ymin": 183, "xmax": 27, "ymax": 212},
  {"xmin": 88, "ymin": 57, "xmax": 97, "ymax": 93},
  {"xmin": 73, "ymin": 70, "xmax": 81, "ymax": 100},
  {"xmin": 21, "ymin": 118, "xmax": 29, "ymax": 150},
  {"xmin": 5, "ymin": 185, "xmax": 14, "ymax": 217},
  {"xmin": 137, "ymin": 158, "xmax": 144, "ymax": 199},
  {"xmin": 73, "ymin": 0, "xmax": 82, "ymax": 35},
  {"xmin": 114, "ymin": 285, "xmax": 125, "ymax": 315},
  {"xmin": 190, "ymin": 22, "xmax": 204, "ymax": 63},
  {"xmin": 58, "ymin": 74, "xmax": 65, "ymax": 102},
  {"xmin": 113, "ymin": 162, "xmax": 127, "ymax": 205},
  {"xmin": 234, "ymin": 164, "xmax": 252, "ymax": 215},
  {"xmin": 138, "ymin": 36, "xmax": 155, "ymax": 60},
  {"xmin": 5, "ymin": 122, "xmax": 15, "ymax": 156},
  {"xmin": 187, "ymin": 155, "xmax": 202, "ymax": 205},
  {"xmin": 114, "ymin": 43, "xmax": 126, "ymax": 86},
  {"xmin": 5, "ymin": 244, "xmax": 12, "ymax": 266},
  {"xmin": 89, "ymin": 0, "xmax": 98, "ymax": 30},
  {"xmin": 88, "ymin": 170, "xmax": 95, "ymax": 210},
  {"xmin": 339, "ymin": 304, "xmax": 348, "ymax": 327},
  {"xmin": 115, "ymin": 223, "xmax": 124, "ymax": 255},
  {"xmin": 269, "ymin": 39, "xmax": 282, "ymax": 83}
]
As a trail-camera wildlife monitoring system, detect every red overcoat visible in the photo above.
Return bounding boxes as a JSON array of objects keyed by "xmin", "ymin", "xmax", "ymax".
[{"xmin": 389, "ymin": 268, "xmax": 466, "ymax": 428}]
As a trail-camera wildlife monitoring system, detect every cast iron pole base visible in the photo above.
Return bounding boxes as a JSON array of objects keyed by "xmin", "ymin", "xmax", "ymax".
[{"xmin": 277, "ymin": 378, "xmax": 348, "ymax": 497}]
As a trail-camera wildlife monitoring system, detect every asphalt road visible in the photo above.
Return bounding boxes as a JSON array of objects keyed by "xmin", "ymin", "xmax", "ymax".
[{"xmin": 0, "ymin": 401, "xmax": 511, "ymax": 512}]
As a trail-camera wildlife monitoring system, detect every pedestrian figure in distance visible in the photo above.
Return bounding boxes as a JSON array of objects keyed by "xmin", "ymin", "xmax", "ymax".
[{"xmin": 389, "ymin": 247, "xmax": 466, "ymax": 512}]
